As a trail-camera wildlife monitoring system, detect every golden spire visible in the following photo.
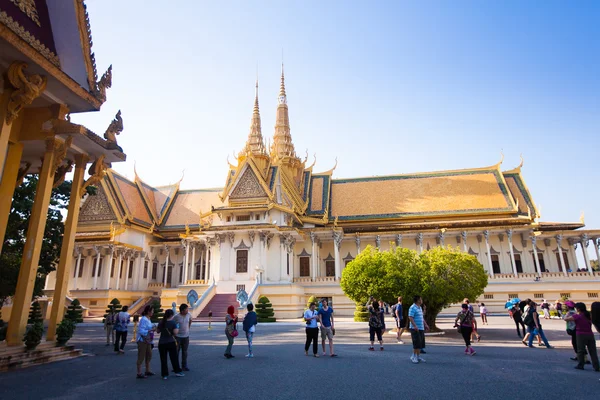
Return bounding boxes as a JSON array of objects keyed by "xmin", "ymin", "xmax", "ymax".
[
  {"xmin": 271, "ymin": 63, "xmax": 297, "ymax": 160},
  {"xmin": 240, "ymin": 78, "xmax": 267, "ymax": 157}
]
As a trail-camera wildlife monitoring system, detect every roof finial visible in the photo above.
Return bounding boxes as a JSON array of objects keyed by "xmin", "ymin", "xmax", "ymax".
[
  {"xmin": 254, "ymin": 76, "xmax": 259, "ymax": 114},
  {"xmin": 279, "ymin": 61, "xmax": 286, "ymax": 98}
]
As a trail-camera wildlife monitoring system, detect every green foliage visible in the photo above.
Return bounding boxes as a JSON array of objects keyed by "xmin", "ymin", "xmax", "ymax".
[
  {"xmin": 354, "ymin": 303, "xmax": 369, "ymax": 322},
  {"xmin": 0, "ymin": 177, "xmax": 96, "ymax": 308},
  {"xmin": 256, "ymin": 296, "xmax": 276, "ymax": 322},
  {"xmin": 103, "ymin": 298, "xmax": 122, "ymax": 323},
  {"xmin": 23, "ymin": 321, "xmax": 43, "ymax": 349},
  {"xmin": 56, "ymin": 319, "xmax": 76, "ymax": 344},
  {"xmin": 341, "ymin": 245, "xmax": 488, "ymax": 330},
  {"xmin": 150, "ymin": 300, "xmax": 164, "ymax": 323},
  {"xmin": 306, "ymin": 296, "xmax": 318, "ymax": 309},
  {"xmin": 65, "ymin": 299, "xmax": 84, "ymax": 323},
  {"xmin": 28, "ymin": 301, "xmax": 43, "ymax": 324}
]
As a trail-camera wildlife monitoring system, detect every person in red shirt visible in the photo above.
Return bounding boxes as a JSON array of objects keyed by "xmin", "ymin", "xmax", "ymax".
[{"xmin": 565, "ymin": 302, "xmax": 599, "ymax": 371}]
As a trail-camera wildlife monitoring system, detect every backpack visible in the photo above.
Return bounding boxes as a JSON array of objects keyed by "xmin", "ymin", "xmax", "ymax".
[{"xmin": 368, "ymin": 309, "xmax": 382, "ymax": 329}]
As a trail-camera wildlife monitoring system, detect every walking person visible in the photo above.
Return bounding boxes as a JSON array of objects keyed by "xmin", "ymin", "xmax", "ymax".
[
  {"xmin": 174, "ymin": 303, "xmax": 192, "ymax": 371},
  {"xmin": 368, "ymin": 301, "xmax": 384, "ymax": 351},
  {"xmin": 524, "ymin": 302, "xmax": 553, "ymax": 348},
  {"xmin": 318, "ymin": 298, "xmax": 337, "ymax": 357},
  {"xmin": 420, "ymin": 303, "xmax": 428, "ymax": 353},
  {"xmin": 455, "ymin": 304, "xmax": 476, "ymax": 355},
  {"xmin": 157, "ymin": 309, "xmax": 184, "ymax": 380},
  {"xmin": 511, "ymin": 304, "xmax": 526, "ymax": 338},
  {"xmin": 564, "ymin": 302, "xmax": 599, "ymax": 371},
  {"xmin": 304, "ymin": 302, "xmax": 319, "ymax": 357},
  {"xmin": 242, "ymin": 303, "xmax": 258, "ymax": 358},
  {"xmin": 114, "ymin": 305, "xmax": 130, "ymax": 354},
  {"xmin": 541, "ymin": 300, "xmax": 551, "ymax": 319},
  {"xmin": 136, "ymin": 305, "xmax": 156, "ymax": 379},
  {"xmin": 224, "ymin": 305, "xmax": 238, "ymax": 359},
  {"xmin": 408, "ymin": 295, "xmax": 428, "ymax": 363},
  {"xmin": 564, "ymin": 301, "xmax": 587, "ymax": 362},
  {"xmin": 378, "ymin": 300, "xmax": 387, "ymax": 335},
  {"xmin": 105, "ymin": 308, "xmax": 115, "ymax": 346},
  {"xmin": 555, "ymin": 300, "xmax": 563, "ymax": 319},
  {"xmin": 479, "ymin": 303, "xmax": 488, "ymax": 325},
  {"xmin": 394, "ymin": 296, "xmax": 405, "ymax": 344}
]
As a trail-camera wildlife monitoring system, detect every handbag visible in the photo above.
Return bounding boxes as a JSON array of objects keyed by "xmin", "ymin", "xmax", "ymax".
[{"xmin": 231, "ymin": 323, "xmax": 239, "ymax": 337}]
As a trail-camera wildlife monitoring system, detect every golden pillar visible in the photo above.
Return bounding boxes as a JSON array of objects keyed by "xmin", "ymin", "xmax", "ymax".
[
  {"xmin": 6, "ymin": 138, "xmax": 59, "ymax": 345},
  {"xmin": 46, "ymin": 154, "xmax": 88, "ymax": 341},
  {"xmin": 0, "ymin": 88, "xmax": 15, "ymax": 178},
  {"xmin": 0, "ymin": 142, "xmax": 24, "ymax": 252}
]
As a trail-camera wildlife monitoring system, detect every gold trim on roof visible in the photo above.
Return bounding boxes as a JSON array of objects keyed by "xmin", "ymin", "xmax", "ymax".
[
  {"xmin": 9, "ymin": 0, "xmax": 40, "ymax": 26},
  {"xmin": 75, "ymin": 0, "xmax": 98, "ymax": 94},
  {"xmin": 0, "ymin": 11, "xmax": 60, "ymax": 66}
]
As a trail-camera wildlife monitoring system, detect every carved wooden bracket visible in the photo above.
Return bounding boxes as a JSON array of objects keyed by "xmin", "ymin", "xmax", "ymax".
[
  {"xmin": 6, "ymin": 62, "xmax": 47, "ymax": 124},
  {"xmin": 80, "ymin": 154, "xmax": 109, "ymax": 196},
  {"xmin": 104, "ymin": 109, "xmax": 123, "ymax": 144}
]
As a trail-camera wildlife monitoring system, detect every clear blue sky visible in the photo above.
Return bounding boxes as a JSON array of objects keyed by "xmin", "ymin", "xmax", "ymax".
[{"xmin": 74, "ymin": 1, "xmax": 599, "ymax": 238}]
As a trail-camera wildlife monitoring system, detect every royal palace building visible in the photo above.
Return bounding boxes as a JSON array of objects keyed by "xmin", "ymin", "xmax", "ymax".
[{"xmin": 43, "ymin": 70, "xmax": 600, "ymax": 319}]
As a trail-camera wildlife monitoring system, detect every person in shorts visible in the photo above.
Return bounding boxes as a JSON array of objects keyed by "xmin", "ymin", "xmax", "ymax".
[
  {"xmin": 408, "ymin": 295, "xmax": 429, "ymax": 363},
  {"xmin": 318, "ymin": 298, "xmax": 336, "ymax": 357},
  {"xmin": 394, "ymin": 296, "xmax": 405, "ymax": 344}
]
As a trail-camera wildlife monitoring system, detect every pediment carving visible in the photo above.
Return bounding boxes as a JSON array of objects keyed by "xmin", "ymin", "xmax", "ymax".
[
  {"xmin": 79, "ymin": 185, "xmax": 117, "ymax": 222},
  {"xmin": 229, "ymin": 167, "xmax": 267, "ymax": 199}
]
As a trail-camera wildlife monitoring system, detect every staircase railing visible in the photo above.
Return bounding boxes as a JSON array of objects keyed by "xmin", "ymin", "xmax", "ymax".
[{"xmin": 191, "ymin": 277, "xmax": 217, "ymax": 318}]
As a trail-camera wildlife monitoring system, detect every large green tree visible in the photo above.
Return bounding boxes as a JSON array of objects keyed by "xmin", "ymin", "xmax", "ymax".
[
  {"xmin": 341, "ymin": 245, "xmax": 488, "ymax": 330},
  {"xmin": 0, "ymin": 176, "xmax": 94, "ymax": 308}
]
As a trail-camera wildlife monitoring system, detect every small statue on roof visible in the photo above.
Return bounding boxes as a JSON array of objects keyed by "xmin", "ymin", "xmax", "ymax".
[{"xmin": 104, "ymin": 110, "xmax": 123, "ymax": 144}]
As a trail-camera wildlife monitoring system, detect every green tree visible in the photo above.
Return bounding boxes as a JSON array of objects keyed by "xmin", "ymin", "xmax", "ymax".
[
  {"xmin": 256, "ymin": 296, "xmax": 276, "ymax": 322},
  {"xmin": 103, "ymin": 298, "xmax": 122, "ymax": 323},
  {"xmin": 0, "ymin": 176, "xmax": 95, "ymax": 308},
  {"xmin": 341, "ymin": 245, "xmax": 488, "ymax": 330},
  {"xmin": 65, "ymin": 299, "xmax": 84, "ymax": 323},
  {"xmin": 150, "ymin": 300, "xmax": 164, "ymax": 323},
  {"xmin": 28, "ymin": 301, "xmax": 43, "ymax": 324}
]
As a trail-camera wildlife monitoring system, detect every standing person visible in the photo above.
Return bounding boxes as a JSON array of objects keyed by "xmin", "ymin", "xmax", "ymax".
[
  {"xmin": 463, "ymin": 298, "xmax": 474, "ymax": 313},
  {"xmin": 471, "ymin": 316, "xmax": 481, "ymax": 343},
  {"xmin": 105, "ymin": 308, "xmax": 115, "ymax": 346},
  {"xmin": 455, "ymin": 304, "xmax": 476, "ymax": 355},
  {"xmin": 318, "ymin": 298, "xmax": 336, "ymax": 357},
  {"xmin": 242, "ymin": 303, "xmax": 258, "ymax": 358},
  {"xmin": 408, "ymin": 295, "xmax": 428, "ymax": 364},
  {"xmin": 541, "ymin": 300, "xmax": 551, "ymax": 319},
  {"xmin": 136, "ymin": 305, "xmax": 155, "ymax": 379},
  {"xmin": 564, "ymin": 303, "xmax": 599, "ymax": 371},
  {"xmin": 304, "ymin": 302, "xmax": 319, "ymax": 357},
  {"xmin": 592, "ymin": 302, "xmax": 600, "ymax": 334},
  {"xmin": 378, "ymin": 300, "xmax": 387, "ymax": 336},
  {"xmin": 157, "ymin": 309, "xmax": 184, "ymax": 380},
  {"xmin": 479, "ymin": 303, "xmax": 488, "ymax": 325},
  {"xmin": 224, "ymin": 305, "xmax": 238, "ymax": 359},
  {"xmin": 555, "ymin": 300, "xmax": 563, "ymax": 319},
  {"xmin": 174, "ymin": 303, "xmax": 192, "ymax": 371},
  {"xmin": 395, "ymin": 296, "xmax": 405, "ymax": 344},
  {"xmin": 511, "ymin": 304, "xmax": 526, "ymax": 338},
  {"xmin": 525, "ymin": 302, "xmax": 553, "ymax": 348},
  {"xmin": 368, "ymin": 301, "xmax": 384, "ymax": 351},
  {"xmin": 114, "ymin": 305, "xmax": 130, "ymax": 354},
  {"xmin": 563, "ymin": 301, "xmax": 586, "ymax": 362},
  {"xmin": 420, "ymin": 303, "xmax": 427, "ymax": 353}
]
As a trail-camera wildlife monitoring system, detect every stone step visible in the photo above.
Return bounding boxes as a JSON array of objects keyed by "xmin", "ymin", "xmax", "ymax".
[
  {"xmin": 0, "ymin": 344, "xmax": 77, "ymax": 364},
  {"xmin": 0, "ymin": 346, "xmax": 83, "ymax": 372}
]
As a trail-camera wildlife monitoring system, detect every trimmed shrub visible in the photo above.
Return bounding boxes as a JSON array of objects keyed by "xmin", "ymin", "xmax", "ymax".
[
  {"xmin": 65, "ymin": 299, "xmax": 84, "ymax": 323},
  {"xmin": 28, "ymin": 301, "xmax": 43, "ymax": 324},
  {"xmin": 150, "ymin": 300, "xmax": 164, "ymax": 323},
  {"xmin": 103, "ymin": 298, "xmax": 122, "ymax": 324},
  {"xmin": 23, "ymin": 322, "xmax": 43, "ymax": 350},
  {"xmin": 56, "ymin": 319, "xmax": 76, "ymax": 345},
  {"xmin": 256, "ymin": 296, "xmax": 276, "ymax": 323},
  {"xmin": 354, "ymin": 303, "xmax": 369, "ymax": 322}
]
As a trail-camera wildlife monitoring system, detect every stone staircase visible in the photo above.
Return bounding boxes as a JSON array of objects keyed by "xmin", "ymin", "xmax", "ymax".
[
  {"xmin": 194, "ymin": 294, "xmax": 238, "ymax": 322},
  {"xmin": 0, "ymin": 342, "xmax": 84, "ymax": 372}
]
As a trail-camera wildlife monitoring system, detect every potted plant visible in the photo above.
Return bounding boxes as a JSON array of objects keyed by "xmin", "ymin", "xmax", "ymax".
[
  {"xmin": 23, "ymin": 322, "xmax": 44, "ymax": 350},
  {"xmin": 56, "ymin": 319, "xmax": 76, "ymax": 346}
]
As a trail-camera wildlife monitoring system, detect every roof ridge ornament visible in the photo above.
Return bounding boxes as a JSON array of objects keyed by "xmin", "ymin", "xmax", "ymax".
[{"xmin": 104, "ymin": 110, "xmax": 123, "ymax": 144}]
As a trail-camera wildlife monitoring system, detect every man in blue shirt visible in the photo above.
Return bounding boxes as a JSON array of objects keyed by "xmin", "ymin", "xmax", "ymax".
[
  {"xmin": 318, "ymin": 298, "xmax": 337, "ymax": 357},
  {"xmin": 408, "ymin": 295, "xmax": 429, "ymax": 364},
  {"xmin": 394, "ymin": 296, "xmax": 405, "ymax": 344}
]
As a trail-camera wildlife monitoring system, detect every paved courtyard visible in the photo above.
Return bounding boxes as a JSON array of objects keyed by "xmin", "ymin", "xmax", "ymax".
[{"xmin": 0, "ymin": 316, "xmax": 598, "ymax": 399}]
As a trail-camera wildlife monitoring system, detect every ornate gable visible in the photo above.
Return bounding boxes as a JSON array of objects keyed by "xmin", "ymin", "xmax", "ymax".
[
  {"xmin": 229, "ymin": 167, "xmax": 268, "ymax": 200},
  {"xmin": 79, "ymin": 184, "xmax": 117, "ymax": 223}
]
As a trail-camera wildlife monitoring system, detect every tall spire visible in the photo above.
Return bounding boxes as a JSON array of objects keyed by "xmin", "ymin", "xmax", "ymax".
[
  {"xmin": 241, "ymin": 78, "xmax": 267, "ymax": 157},
  {"xmin": 271, "ymin": 63, "xmax": 297, "ymax": 160}
]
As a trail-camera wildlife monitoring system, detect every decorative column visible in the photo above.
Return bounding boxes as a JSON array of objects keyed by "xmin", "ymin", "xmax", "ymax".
[
  {"xmin": 395, "ymin": 234, "xmax": 402, "ymax": 248},
  {"xmin": 163, "ymin": 246, "xmax": 170, "ymax": 285},
  {"xmin": 0, "ymin": 142, "xmax": 24, "ymax": 254},
  {"xmin": 115, "ymin": 249, "xmax": 123, "ymax": 290},
  {"xmin": 92, "ymin": 246, "xmax": 101, "ymax": 289},
  {"xmin": 333, "ymin": 231, "xmax": 343, "ymax": 280},
  {"xmin": 72, "ymin": 247, "xmax": 83, "ymax": 290},
  {"xmin": 191, "ymin": 243, "xmax": 197, "ymax": 280},
  {"xmin": 355, "ymin": 233, "xmax": 361, "ymax": 254},
  {"xmin": 124, "ymin": 251, "xmax": 132, "ymax": 290},
  {"xmin": 437, "ymin": 231, "xmax": 445, "ymax": 247},
  {"xmin": 182, "ymin": 239, "xmax": 190, "ymax": 284},
  {"xmin": 580, "ymin": 234, "xmax": 593, "ymax": 275},
  {"xmin": 104, "ymin": 245, "xmax": 114, "ymax": 289},
  {"xmin": 416, "ymin": 233, "xmax": 423, "ymax": 254},
  {"xmin": 310, "ymin": 232, "xmax": 317, "ymax": 280},
  {"xmin": 279, "ymin": 234, "xmax": 287, "ymax": 281},
  {"xmin": 530, "ymin": 236, "xmax": 542, "ymax": 277},
  {"xmin": 569, "ymin": 239, "xmax": 580, "ymax": 271},
  {"xmin": 483, "ymin": 230, "xmax": 494, "ymax": 277},
  {"xmin": 7, "ymin": 137, "xmax": 61, "ymax": 345},
  {"xmin": 461, "ymin": 231, "xmax": 468, "ymax": 252},
  {"xmin": 594, "ymin": 238, "xmax": 600, "ymax": 274},
  {"xmin": 507, "ymin": 230, "xmax": 518, "ymax": 277},
  {"xmin": 555, "ymin": 235, "xmax": 567, "ymax": 275},
  {"xmin": 375, "ymin": 235, "xmax": 381, "ymax": 250}
]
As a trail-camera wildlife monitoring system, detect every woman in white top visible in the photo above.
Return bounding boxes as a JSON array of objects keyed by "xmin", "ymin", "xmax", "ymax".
[
  {"xmin": 136, "ymin": 305, "xmax": 156, "ymax": 379},
  {"xmin": 479, "ymin": 303, "xmax": 488, "ymax": 325},
  {"xmin": 304, "ymin": 302, "xmax": 319, "ymax": 357}
]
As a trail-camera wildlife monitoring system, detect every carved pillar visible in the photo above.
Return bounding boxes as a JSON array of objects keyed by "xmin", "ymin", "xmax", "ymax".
[
  {"xmin": 507, "ymin": 230, "xmax": 518, "ymax": 277},
  {"xmin": 333, "ymin": 231, "xmax": 343, "ymax": 280},
  {"xmin": 569, "ymin": 239, "xmax": 580, "ymax": 271},
  {"xmin": 531, "ymin": 236, "xmax": 542, "ymax": 277},
  {"xmin": 182, "ymin": 240, "xmax": 190, "ymax": 284},
  {"xmin": 115, "ymin": 250, "xmax": 124, "ymax": 290},
  {"xmin": 375, "ymin": 235, "xmax": 381, "ymax": 250},
  {"xmin": 124, "ymin": 251, "xmax": 133, "ymax": 290},
  {"xmin": 310, "ymin": 232, "xmax": 317, "ymax": 280},
  {"xmin": 437, "ymin": 231, "xmax": 445, "ymax": 247},
  {"xmin": 416, "ymin": 233, "xmax": 423, "ymax": 254},
  {"xmin": 395, "ymin": 234, "xmax": 402, "ymax": 248},
  {"xmin": 483, "ymin": 230, "xmax": 494, "ymax": 277},
  {"xmin": 555, "ymin": 235, "xmax": 567, "ymax": 275},
  {"xmin": 7, "ymin": 138, "xmax": 59, "ymax": 345},
  {"xmin": 461, "ymin": 231, "xmax": 468, "ymax": 252},
  {"xmin": 594, "ymin": 238, "xmax": 600, "ymax": 274},
  {"xmin": 581, "ymin": 234, "xmax": 592, "ymax": 275},
  {"xmin": 92, "ymin": 246, "xmax": 101, "ymax": 289},
  {"xmin": 104, "ymin": 245, "xmax": 114, "ymax": 289},
  {"xmin": 191, "ymin": 243, "xmax": 197, "ymax": 280},
  {"xmin": 72, "ymin": 247, "xmax": 82, "ymax": 290},
  {"xmin": 279, "ymin": 234, "xmax": 287, "ymax": 281},
  {"xmin": 355, "ymin": 233, "xmax": 361, "ymax": 254},
  {"xmin": 0, "ymin": 142, "xmax": 24, "ymax": 254},
  {"xmin": 163, "ymin": 246, "xmax": 170, "ymax": 285}
]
